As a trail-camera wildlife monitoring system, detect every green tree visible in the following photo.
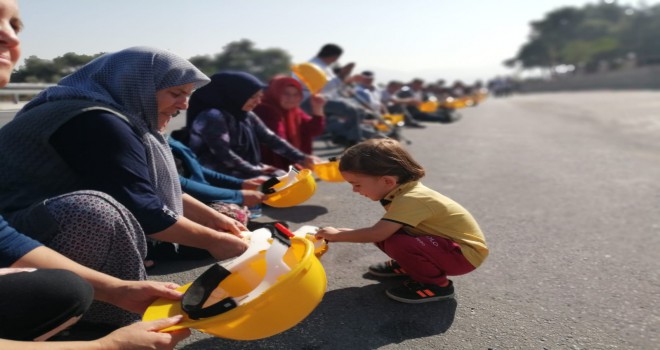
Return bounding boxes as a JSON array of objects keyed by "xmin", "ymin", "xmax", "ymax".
[
  {"xmin": 11, "ymin": 40, "xmax": 294, "ymax": 83},
  {"xmin": 508, "ymin": 40, "xmax": 553, "ymax": 69},
  {"xmin": 188, "ymin": 55, "xmax": 215, "ymax": 74},
  {"xmin": 504, "ymin": 1, "xmax": 657, "ymax": 73},
  {"xmin": 12, "ymin": 52, "xmax": 102, "ymax": 83},
  {"xmin": 53, "ymin": 52, "xmax": 103, "ymax": 75},
  {"xmin": 12, "ymin": 55, "xmax": 60, "ymax": 82},
  {"xmin": 191, "ymin": 39, "xmax": 292, "ymax": 81},
  {"xmin": 619, "ymin": 5, "xmax": 660, "ymax": 64}
]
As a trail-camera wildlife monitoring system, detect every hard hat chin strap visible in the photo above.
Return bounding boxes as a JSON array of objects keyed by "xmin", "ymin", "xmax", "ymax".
[{"xmin": 181, "ymin": 264, "xmax": 238, "ymax": 320}]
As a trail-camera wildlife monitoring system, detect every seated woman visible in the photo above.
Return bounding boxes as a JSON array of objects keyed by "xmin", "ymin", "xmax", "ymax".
[
  {"xmin": 254, "ymin": 75, "xmax": 326, "ymax": 170},
  {"xmin": 169, "ymin": 136, "xmax": 264, "ymax": 224},
  {"xmin": 0, "ymin": 4, "xmax": 189, "ymax": 343},
  {"xmin": 0, "ymin": 47, "xmax": 248, "ymax": 327},
  {"xmin": 186, "ymin": 71, "xmax": 319, "ymax": 179}
]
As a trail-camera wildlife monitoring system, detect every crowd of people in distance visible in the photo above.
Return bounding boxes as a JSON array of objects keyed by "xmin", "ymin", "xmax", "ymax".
[
  {"xmin": 290, "ymin": 44, "xmax": 490, "ymax": 147},
  {"xmin": 487, "ymin": 76, "xmax": 519, "ymax": 97},
  {"xmin": 0, "ymin": 0, "xmax": 488, "ymax": 347}
]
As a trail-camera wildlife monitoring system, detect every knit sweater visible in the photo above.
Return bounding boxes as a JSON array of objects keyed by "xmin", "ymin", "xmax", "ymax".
[{"xmin": 0, "ymin": 100, "xmax": 130, "ymax": 215}]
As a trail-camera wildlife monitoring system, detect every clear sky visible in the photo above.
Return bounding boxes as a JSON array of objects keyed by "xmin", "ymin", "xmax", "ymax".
[{"xmin": 16, "ymin": 0, "xmax": 651, "ymax": 84}]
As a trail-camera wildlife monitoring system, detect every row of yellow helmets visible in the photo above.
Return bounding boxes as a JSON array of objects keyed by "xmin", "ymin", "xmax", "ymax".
[
  {"xmin": 418, "ymin": 90, "xmax": 488, "ymax": 113},
  {"xmin": 291, "ymin": 62, "xmax": 489, "ymax": 134}
]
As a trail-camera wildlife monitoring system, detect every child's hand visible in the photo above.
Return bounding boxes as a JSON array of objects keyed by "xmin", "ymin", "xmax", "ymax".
[{"xmin": 315, "ymin": 226, "xmax": 341, "ymax": 242}]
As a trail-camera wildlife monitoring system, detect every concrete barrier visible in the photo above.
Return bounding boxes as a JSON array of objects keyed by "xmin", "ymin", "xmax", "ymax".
[
  {"xmin": 0, "ymin": 83, "xmax": 52, "ymax": 109},
  {"xmin": 0, "ymin": 101, "xmax": 28, "ymax": 111},
  {"xmin": 519, "ymin": 65, "xmax": 660, "ymax": 92}
]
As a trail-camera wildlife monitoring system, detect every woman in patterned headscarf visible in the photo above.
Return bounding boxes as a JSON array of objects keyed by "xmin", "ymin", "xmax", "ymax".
[
  {"xmin": 0, "ymin": 47, "xmax": 249, "ymax": 326},
  {"xmin": 186, "ymin": 71, "xmax": 320, "ymax": 179}
]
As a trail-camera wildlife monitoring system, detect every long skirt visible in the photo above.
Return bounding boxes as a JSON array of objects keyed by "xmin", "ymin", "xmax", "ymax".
[{"xmin": 5, "ymin": 190, "xmax": 147, "ymax": 326}]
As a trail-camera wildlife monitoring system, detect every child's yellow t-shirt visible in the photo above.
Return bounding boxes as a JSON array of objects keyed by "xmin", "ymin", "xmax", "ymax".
[{"xmin": 381, "ymin": 181, "xmax": 489, "ymax": 268}]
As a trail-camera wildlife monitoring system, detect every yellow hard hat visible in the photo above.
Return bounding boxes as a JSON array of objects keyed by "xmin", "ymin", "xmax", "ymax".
[
  {"xmin": 443, "ymin": 97, "xmax": 467, "ymax": 109},
  {"xmin": 262, "ymin": 167, "xmax": 317, "ymax": 207},
  {"xmin": 292, "ymin": 63, "xmax": 328, "ymax": 94},
  {"xmin": 382, "ymin": 113, "xmax": 405, "ymax": 126},
  {"xmin": 419, "ymin": 101, "xmax": 439, "ymax": 113},
  {"xmin": 293, "ymin": 225, "xmax": 329, "ymax": 258},
  {"xmin": 312, "ymin": 158, "xmax": 344, "ymax": 182},
  {"xmin": 142, "ymin": 231, "xmax": 327, "ymax": 340}
]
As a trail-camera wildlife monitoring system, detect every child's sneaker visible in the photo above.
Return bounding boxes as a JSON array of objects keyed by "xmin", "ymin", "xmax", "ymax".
[
  {"xmin": 385, "ymin": 279, "xmax": 454, "ymax": 303},
  {"xmin": 367, "ymin": 259, "xmax": 408, "ymax": 277}
]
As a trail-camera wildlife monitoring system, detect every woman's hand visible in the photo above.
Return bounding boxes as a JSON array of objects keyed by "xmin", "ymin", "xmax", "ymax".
[
  {"xmin": 310, "ymin": 94, "xmax": 326, "ymax": 116},
  {"xmin": 181, "ymin": 194, "xmax": 246, "ymax": 235},
  {"xmin": 97, "ymin": 315, "xmax": 190, "ymax": 350},
  {"xmin": 206, "ymin": 232, "xmax": 248, "ymax": 260},
  {"xmin": 207, "ymin": 233, "xmax": 248, "ymax": 261},
  {"xmin": 302, "ymin": 155, "xmax": 322, "ymax": 169},
  {"xmin": 338, "ymin": 62, "xmax": 355, "ymax": 80},
  {"xmin": 242, "ymin": 177, "xmax": 266, "ymax": 190},
  {"xmin": 102, "ymin": 280, "xmax": 182, "ymax": 314},
  {"xmin": 240, "ymin": 190, "xmax": 264, "ymax": 207},
  {"xmin": 206, "ymin": 211, "xmax": 248, "ymax": 236},
  {"xmin": 153, "ymin": 197, "xmax": 250, "ymax": 262}
]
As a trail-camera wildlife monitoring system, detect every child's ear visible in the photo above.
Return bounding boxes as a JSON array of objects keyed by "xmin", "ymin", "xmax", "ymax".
[{"xmin": 382, "ymin": 175, "xmax": 398, "ymax": 187}]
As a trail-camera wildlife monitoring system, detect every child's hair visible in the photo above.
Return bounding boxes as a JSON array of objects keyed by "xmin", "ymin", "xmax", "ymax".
[{"xmin": 339, "ymin": 138, "xmax": 425, "ymax": 183}]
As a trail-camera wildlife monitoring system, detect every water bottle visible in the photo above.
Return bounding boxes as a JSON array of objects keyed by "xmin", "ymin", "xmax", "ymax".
[{"xmin": 249, "ymin": 204, "xmax": 262, "ymax": 219}]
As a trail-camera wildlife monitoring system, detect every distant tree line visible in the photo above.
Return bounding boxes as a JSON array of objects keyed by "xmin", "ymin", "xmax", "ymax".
[
  {"xmin": 10, "ymin": 39, "xmax": 292, "ymax": 83},
  {"xmin": 505, "ymin": 1, "xmax": 660, "ymax": 74},
  {"xmin": 11, "ymin": 52, "xmax": 103, "ymax": 83}
]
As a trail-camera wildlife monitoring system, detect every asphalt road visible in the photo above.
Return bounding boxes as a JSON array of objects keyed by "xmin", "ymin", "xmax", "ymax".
[{"xmin": 3, "ymin": 91, "xmax": 659, "ymax": 349}]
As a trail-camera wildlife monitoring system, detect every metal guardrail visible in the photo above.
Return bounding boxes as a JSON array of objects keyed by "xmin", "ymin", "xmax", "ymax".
[
  {"xmin": 0, "ymin": 82, "xmax": 54, "ymax": 90},
  {"xmin": 0, "ymin": 83, "xmax": 53, "ymax": 103}
]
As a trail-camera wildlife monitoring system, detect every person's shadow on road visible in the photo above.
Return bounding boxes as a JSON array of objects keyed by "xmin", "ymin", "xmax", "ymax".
[
  {"xmin": 262, "ymin": 204, "xmax": 328, "ymax": 223},
  {"xmin": 181, "ymin": 282, "xmax": 457, "ymax": 349}
]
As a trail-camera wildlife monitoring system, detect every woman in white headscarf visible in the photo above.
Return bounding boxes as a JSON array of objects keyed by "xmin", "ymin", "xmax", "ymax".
[{"xmin": 0, "ymin": 46, "xmax": 248, "ymax": 326}]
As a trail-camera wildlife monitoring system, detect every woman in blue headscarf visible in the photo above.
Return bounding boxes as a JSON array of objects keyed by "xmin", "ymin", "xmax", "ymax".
[
  {"xmin": 186, "ymin": 71, "xmax": 319, "ymax": 179},
  {"xmin": 0, "ymin": 47, "xmax": 249, "ymax": 326}
]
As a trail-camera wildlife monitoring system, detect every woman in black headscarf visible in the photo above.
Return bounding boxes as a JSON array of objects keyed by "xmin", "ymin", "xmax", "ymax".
[{"xmin": 186, "ymin": 71, "xmax": 318, "ymax": 179}]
